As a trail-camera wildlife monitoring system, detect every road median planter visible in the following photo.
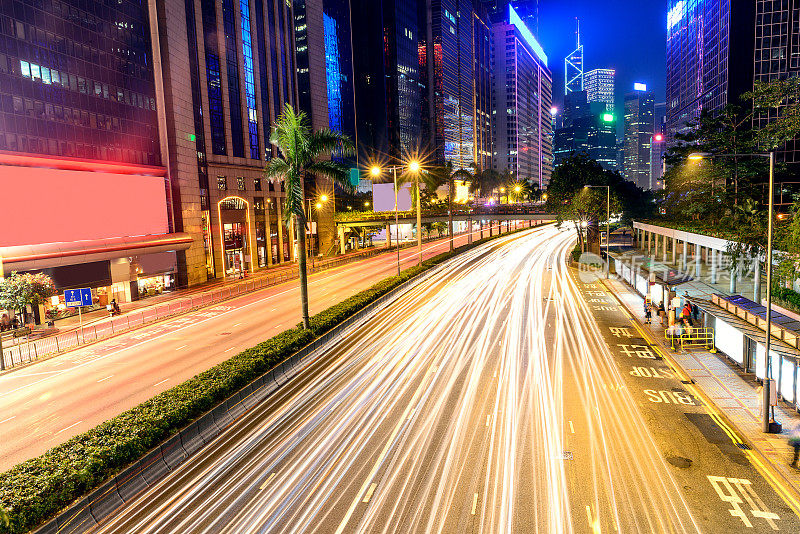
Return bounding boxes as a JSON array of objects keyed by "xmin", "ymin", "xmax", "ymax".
[{"xmin": 0, "ymin": 225, "xmax": 541, "ymax": 534}]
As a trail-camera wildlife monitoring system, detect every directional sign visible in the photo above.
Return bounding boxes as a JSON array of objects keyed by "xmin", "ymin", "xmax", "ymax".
[{"xmin": 64, "ymin": 288, "xmax": 92, "ymax": 308}]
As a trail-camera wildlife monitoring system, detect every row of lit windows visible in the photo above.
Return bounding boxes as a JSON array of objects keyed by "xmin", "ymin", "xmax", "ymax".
[
  {"xmin": 216, "ymin": 176, "xmax": 283, "ymax": 192},
  {"xmin": 0, "ymin": 131, "xmax": 157, "ymax": 165},
  {"xmin": 0, "ymin": 54, "xmax": 156, "ymax": 113}
]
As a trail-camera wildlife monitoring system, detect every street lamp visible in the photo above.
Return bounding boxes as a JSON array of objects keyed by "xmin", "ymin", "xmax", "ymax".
[
  {"xmin": 585, "ymin": 185, "xmax": 611, "ymax": 279},
  {"xmin": 306, "ymin": 195, "xmax": 328, "ymax": 261},
  {"xmin": 687, "ymin": 151, "xmax": 776, "ymax": 433},
  {"xmin": 369, "ymin": 161, "xmax": 423, "ymax": 275}
]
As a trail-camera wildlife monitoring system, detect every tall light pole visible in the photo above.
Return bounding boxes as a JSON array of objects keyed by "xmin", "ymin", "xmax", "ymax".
[
  {"xmin": 371, "ymin": 161, "xmax": 421, "ymax": 276},
  {"xmin": 585, "ymin": 185, "xmax": 611, "ymax": 278},
  {"xmin": 689, "ymin": 151, "xmax": 776, "ymax": 433}
]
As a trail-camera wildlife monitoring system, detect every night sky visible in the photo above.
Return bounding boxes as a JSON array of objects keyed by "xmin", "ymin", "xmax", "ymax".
[{"xmin": 535, "ymin": 0, "xmax": 667, "ymax": 122}]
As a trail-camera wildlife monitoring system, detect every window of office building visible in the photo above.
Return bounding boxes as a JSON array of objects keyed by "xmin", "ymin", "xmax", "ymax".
[{"xmin": 218, "ymin": 176, "xmax": 228, "ymax": 190}]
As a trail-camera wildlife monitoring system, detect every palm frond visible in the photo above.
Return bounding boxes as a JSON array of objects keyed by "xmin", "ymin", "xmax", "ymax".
[
  {"xmin": 264, "ymin": 158, "xmax": 290, "ymax": 182},
  {"xmin": 306, "ymin": 160, "xmax": 352, "ymax": 191},
  {"xmin": 308, "ymin": 128, "xmax": 355, "ymax": 160}
]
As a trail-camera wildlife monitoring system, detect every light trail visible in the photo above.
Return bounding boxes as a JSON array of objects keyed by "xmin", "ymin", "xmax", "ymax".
[{"xmin": 93, "ymin": 226, "xmax": 702, "ymax": 533}]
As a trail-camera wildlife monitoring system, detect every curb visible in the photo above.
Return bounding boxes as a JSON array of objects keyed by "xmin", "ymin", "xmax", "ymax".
[{"xmin": 601, "ymin": 277, "xmax": 800, "ymax": 517}]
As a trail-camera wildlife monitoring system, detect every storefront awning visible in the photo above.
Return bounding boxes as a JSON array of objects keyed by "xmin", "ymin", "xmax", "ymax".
[{"xmin": 1, "ymin": 233, "xmax": 193, "ymax": 272}]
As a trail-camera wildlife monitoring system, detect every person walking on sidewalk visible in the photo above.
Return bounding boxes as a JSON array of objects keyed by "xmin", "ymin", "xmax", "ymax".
[
  {"xmin": 644, "ymin": 298, "xmax": 652, "ymax": 324},
  {"xmin": 657, "ymin": 301, "xmax": 666, "ymax": 326},
  {"xmin": 790, "ymin": 423, "xmax": 800, "ymax": 468}
]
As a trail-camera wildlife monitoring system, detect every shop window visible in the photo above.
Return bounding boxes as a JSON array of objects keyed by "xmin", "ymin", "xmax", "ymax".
[
  {"xmin": 237, "ymin": 176, "xmax": 246, "ymax": 190},
  {"xmin": 217, "ymin": 176, "xmax": 227, "ymax": 190}
]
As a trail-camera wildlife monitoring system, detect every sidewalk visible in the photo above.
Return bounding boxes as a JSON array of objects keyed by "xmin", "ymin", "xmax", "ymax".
[{"xmin": 603, "ymin": 276, "xmax": 800, "ymax": 501}]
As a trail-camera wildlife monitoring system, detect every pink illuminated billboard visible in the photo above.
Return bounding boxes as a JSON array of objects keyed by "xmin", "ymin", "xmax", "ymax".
[{"xmin": 0, "ymin": 165, "xmax": 169, "ymax": 247}]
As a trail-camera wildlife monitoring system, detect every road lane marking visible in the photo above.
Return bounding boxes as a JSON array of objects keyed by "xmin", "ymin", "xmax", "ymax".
[
  {"xmin": 408, "ymin": 408, "xmax": 415, "ymax": 421},
  {"xmin": 568, "ymin": 420, "xmax": 574, "ymax": 433},
  {"xmin": 224, "ymin": 347, "xmax": 234, "ymax": 352},
  {"xmin": 0, "ymin": 416, "xmax": 16, "ymax": 424},
  {"xmin": 232, "ymin": 323, "xmax": 242, "ymax": 327},
  {"xmin": 56, "ymin": 421, "xmax": 82, "ymax": 434},
  {"xmin": 175, "ymin": 345, "xmax": 188, "ymax": 351},
  {"xmin": 471, "ymin": 493, "xmax": 479, "ymax": 515},
  {"xmin": 97, "ymin": 375, "xmax": 113, "ymax": 383},
  {"xmin": 153, "ymin": 378, "xmax": 169, "ymax": 387},
  {"xmin": 585, "ymin": 505, "xmax": 601, "ymax": 533},
  {"xmin": 259, "ymin": 472, "xmax": 276, "ymax": 490},
  {"xmin": 362, "ymin": 482, "xmax": 377, "ymax": 503},
  {"xmin": 486, "ymin": 414, "xmax": 491, "ymax": 427}
]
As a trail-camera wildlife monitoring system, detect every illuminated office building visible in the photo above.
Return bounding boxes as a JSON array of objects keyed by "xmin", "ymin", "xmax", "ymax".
[
  {"xmin": 623, "ymin": 84, "xmax": 654, "ymax": 189},
  {"xmin": 492, "ymin": 5, "xmax": 552, "ymax": 187},
  {"xmin": 665, "ymin": 0, "xmax": 755, "ymax": 143},
  {"xmin": 553, "ymin": 91, "xmax": 618, "ymax": 172},
  {"xmin": 419, "ymin": 0, "xmax": 492, "ymax": 170},
  {"xmin": 585, "ymin": 68, "xmax": 615, "ymax": 113}
]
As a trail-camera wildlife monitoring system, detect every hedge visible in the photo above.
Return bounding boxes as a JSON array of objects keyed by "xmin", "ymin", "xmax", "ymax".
[{"xmin": 0, "ymin": 224, "xmax": 534, "ymax": 534}]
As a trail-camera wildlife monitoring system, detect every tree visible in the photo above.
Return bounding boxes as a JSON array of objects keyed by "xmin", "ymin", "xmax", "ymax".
[
  {"xmin": 0, "ymin": 272, "xmax": 56, "ymax": 324},
  {"xmin": 468, "ymin": 168, "xmax": 502, "ymax": 200},
  {"xmin": 264, "ymin": 104, "xmax": 354, "ymax": 329}
]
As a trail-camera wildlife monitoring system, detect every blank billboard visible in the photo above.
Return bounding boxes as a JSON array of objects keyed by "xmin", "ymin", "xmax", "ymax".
[
  {"xmin": 373, "ymin": 182, "xmax": 412, "ymax": 212},
  {"xmin": 0, "ymin": 165, "xmax": 169, "ymax": 247}
]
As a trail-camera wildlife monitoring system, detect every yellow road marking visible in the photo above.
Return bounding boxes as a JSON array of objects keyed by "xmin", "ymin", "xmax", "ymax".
[
  {"xmin": 471, "ymin": 493, "xmax": 479, "ymax": 515},
  {"xmin": 568, "ymin": 420, "xmax": 575, "ymax": 433},
  {"xmin": 259, "ymin": 472, "xmax": 276, "ymax": 490},
  {"xmin": 603, "ymin": 280, "xmax": 800, "ymax": 520},
  {"xmin": 362, "ymin": 482, "xmax": 377, "ymax": 503}
]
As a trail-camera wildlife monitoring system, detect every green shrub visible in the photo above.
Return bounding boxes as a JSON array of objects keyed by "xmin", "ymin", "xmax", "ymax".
[{"xmin": 0, "ymin": 223, "xmax": 536, "ymax": 533}]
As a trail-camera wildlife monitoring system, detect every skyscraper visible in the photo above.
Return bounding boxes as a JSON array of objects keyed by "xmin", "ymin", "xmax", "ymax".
[
  {"xmin": 294, "ymin": 0, "xmax": 357, "ymax": 254},
  {"xmin": 651, "ymin": 102, "xmax": 667, "ymax": 190},
  {"xmin": 420, "ymin": 0, "xmax": 480, "ymax": 170},
  {"xmin": 585, "ymin": 68, "xmax": 615, "ymax": 114},
  {"xmin": 564, "ymin": 19, "xmax": 583, "ymax": 94},
  {"xmin": 753, "ymin": 1, "xmax": 800, "ymax": 162},
  {"xmin": 492, "ymin": 5, "xmax": 552, "ymax": 187},
  {"xmin": 665, "ymin": 0, "xmax": 755, "ymax": 143},
  {"xmin": 623, "ymin": 84, "xmax": 655, "ymax": 190},
  {"xmin": 351, "ymin": 0, "xmax": 420, "ymax": 160},
  {"xmin": 553, "ymin": 91, "xmax": 617, "ymax": 171}
]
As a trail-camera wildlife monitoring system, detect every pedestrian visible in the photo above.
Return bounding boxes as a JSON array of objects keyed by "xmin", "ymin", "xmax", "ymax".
[
  {"xmin": 692, "ymin": 302, "xmax": 700, "ymax": 322},
  {"xmin": 106, "ymin": 301, "xmax": 114, "ymax": 317},
  {"xmin": 0, "ymin": 313, "xmax": 8, "ymax": 332},
  {"xmin": 790, "ymin": 424, "xmax": 800, "ymax": 468},
  {"xmin": 644, "ymin": 298, "xmax": 652, "ymax": 324},
  {"xmin": 681, "ymin": 301, "xmax": 694, "ymax": 327},
  {"xmin": 657, "ymin": 301, "xmax": 666, "ymax": 326}
]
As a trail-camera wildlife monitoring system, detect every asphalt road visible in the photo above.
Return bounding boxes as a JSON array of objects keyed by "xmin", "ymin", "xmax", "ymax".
[
  {"xmin": 90, "ymin": 226, "xmax": 800, "ymax": 533},
  {"xmin": 0, "ymin": 225, "xmax": 521, "ymax": 470}
]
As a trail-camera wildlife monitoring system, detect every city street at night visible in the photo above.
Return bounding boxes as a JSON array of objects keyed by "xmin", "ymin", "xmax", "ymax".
[{"xmin": 90, "ymin": 227, "xmax": 800, "ymax": 533}]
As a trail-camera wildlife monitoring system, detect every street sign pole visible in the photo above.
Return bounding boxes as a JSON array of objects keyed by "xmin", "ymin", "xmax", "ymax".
[{"xmin": 78, "ymin": 306, "xmax": 83, "ymax": 344}]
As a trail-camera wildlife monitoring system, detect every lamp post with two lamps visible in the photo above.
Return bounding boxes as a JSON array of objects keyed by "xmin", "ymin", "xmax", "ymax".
[
  {"xmin": 584, "ymin": 185, "xmax": 611, "ymax": 279},
  {"xmin": 688, "ymin": 150, "xmax": 777, "ymax": 433},
  {"xmin": 370, "ymin": 161, "xmax": 422, "ymax": 275}
]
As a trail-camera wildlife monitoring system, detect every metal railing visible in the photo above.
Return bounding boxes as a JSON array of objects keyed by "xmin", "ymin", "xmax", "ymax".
[{"xmin": 666, "ymin": 326, "xmax": 716, "ymax": 351}]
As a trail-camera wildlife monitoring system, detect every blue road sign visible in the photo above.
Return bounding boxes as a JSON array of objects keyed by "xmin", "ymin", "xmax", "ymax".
[{"xmin": 64, "ymin": 288, "xmax": 92, "ymax": 308}]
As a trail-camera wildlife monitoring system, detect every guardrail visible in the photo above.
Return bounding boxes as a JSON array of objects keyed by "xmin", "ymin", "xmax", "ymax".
[
  {"xmin": 34, "ymin": 246, "xmax": 450, "ymax": 534},
  {"xmin": 666, "ymin": 326, "xmax": 716, "ymax": 351}
]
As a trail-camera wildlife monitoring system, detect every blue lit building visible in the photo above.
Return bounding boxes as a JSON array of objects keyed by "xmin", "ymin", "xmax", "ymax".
[
  {"xmin": 665, "ymin": 0, "xmax": 755, "ymax": 144},
  {"xmin": 553, "ymin": 91, "xmax": 618, "ymax": 172},
  {"xmin": 491, "ymin": 5, "xmax": 553, "ymax": 187}
]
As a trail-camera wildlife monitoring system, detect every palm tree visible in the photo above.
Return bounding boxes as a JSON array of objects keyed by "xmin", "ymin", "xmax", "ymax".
[
  {"xmin": 469, "ymin": 168, "xmax": 502, "ymax": 201},
  {"xmin": 430, "ymin": 162, "xmax": 473, "ymax": 250},
  {"xmin": 265, "ymin": 104, "xmax": 354, "ymax": 329}
]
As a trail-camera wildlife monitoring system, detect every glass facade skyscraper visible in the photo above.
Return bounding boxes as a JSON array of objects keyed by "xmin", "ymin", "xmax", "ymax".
[
  {"xmin": 0, "ymin": 0, "xmax": 160, "ymax": 165},
  {"xmin": 553, "ymin": 91, "xmax": 618, "ymax": 172},
  {"xmin": 623, "ymin": 85, "xmax": 654, "ymax": 190},
  {"xmin": 492, "ymin": 5, "xmax": 552, "ymax": 187},
  {"xmin": 585, "ymin": 68, "xmax": 615, "ymax": 114},
  {"xmin": 665, "ymin": 0, "xmax": 755, "ymax": 143},
  {"xmin": 753, "ymin": 1, "xmax": 800, "ymax": 162}
]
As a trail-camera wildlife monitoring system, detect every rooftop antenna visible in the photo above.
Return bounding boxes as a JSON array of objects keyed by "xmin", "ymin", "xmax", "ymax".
[{"xmin": 576, "ymin": 17, "xmax": 580, "ymax": 49}]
